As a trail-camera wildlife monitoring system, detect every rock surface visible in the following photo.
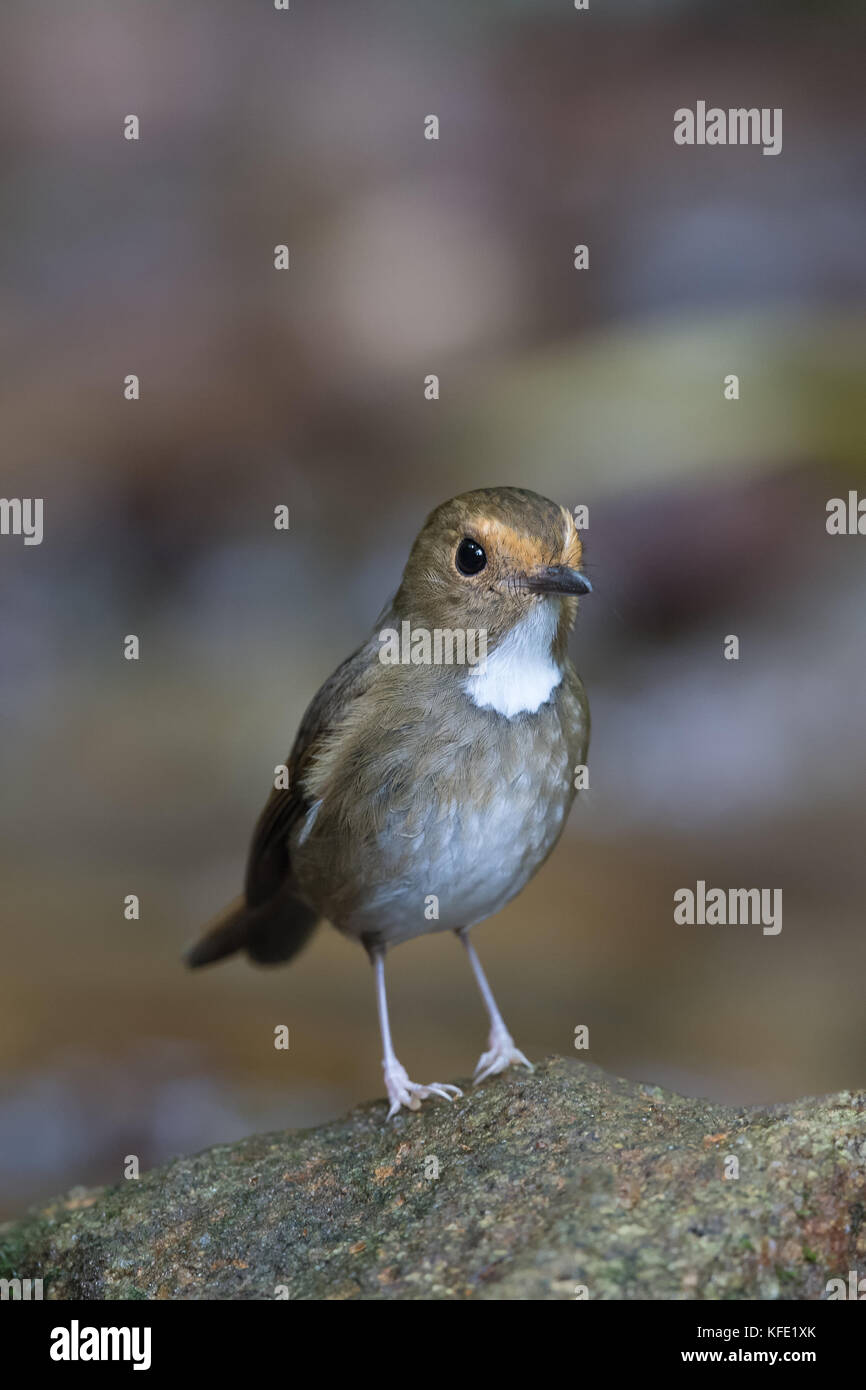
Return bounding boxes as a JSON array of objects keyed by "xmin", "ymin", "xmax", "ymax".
[{"xmin": 2, "ymin": 1057, "xmax": 865, "ymax": 1300}]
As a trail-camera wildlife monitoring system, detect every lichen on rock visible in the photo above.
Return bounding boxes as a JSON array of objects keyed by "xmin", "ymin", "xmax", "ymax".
[{"xmin": 1, "ymin": 1057, "xmax": 864, "ymax": 1300}]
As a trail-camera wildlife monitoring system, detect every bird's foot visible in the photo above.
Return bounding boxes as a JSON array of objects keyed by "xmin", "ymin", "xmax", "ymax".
[
  {"xmin": 473, "ymin": 1026, "xmax": 534, "ymax": 1085},
  {"xmin": 383, "ymin": 1059, "xmax": 463, "ymax": 1119}
]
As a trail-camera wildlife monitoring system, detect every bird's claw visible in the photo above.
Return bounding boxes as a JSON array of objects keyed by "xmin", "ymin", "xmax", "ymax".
[
  {"xmin": 473, "ymin": 1029, "xmax": 534, "ymax": 1085},
  {"xmin": 384, "ymin": 1060, "xmax": 463, "ymax": 1118}
]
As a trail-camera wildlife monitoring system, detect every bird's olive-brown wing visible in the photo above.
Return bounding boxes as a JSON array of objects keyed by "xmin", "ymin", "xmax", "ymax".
[{"xmin": 243, "ymin": 637, "xmax": 375, "ymax": 907}]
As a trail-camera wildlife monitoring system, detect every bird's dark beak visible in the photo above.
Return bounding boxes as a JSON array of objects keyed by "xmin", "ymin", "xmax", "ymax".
[{"xmin": 524, "ymin": 565, "xmax": 592, "ymax": 597}]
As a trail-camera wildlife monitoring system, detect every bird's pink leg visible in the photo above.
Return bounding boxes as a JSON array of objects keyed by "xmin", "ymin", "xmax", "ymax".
[
  {"xmin": 372, "ymin": 951, "xmax": 462, "ymax": 1118},
  {"xmin": 457, "ymin": 929, "xmax": 534, "ymax": 1083}
]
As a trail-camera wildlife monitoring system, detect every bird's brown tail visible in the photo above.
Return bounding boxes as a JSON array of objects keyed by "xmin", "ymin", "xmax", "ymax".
[{"xmin": 185, "ymin": 888, "xmax": 319, "ymax": 968}]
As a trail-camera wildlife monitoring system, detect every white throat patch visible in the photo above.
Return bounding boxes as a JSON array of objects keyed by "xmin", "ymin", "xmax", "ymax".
[{"xmin": 464, "ymin": 601, "xmax": 563, "ymax": 718}]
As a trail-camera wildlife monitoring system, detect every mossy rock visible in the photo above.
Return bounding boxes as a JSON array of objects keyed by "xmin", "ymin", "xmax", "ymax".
[{"xmin": 2, "ymin": 1058, "xmax": 864, "ymax": 1299}]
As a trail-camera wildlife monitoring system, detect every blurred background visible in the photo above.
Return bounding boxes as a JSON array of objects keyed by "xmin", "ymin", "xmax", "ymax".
[{"xmin": 1, "ymin": 0, "xmax": 865, "ymax": 1218}]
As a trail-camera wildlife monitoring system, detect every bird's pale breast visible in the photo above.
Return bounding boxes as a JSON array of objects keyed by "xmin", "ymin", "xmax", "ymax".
[{"xmin": 291, "ymin": 669, "xmax": 587, "ymax": 950}]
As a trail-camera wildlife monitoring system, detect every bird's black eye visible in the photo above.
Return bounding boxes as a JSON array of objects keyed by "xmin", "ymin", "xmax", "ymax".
[{"xmin": 455, "ymin": 538, "xmax": 487, "ymax": 576}]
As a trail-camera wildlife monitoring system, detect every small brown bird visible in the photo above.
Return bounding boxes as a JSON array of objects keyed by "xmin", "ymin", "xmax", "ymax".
[{"xmin": 188, "ymin": 487, "xmax": 591, "ymax": 1116}]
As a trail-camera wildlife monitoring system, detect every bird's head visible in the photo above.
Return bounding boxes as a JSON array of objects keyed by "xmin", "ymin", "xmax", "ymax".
[{"xmin": 394, "ymin": 486, "xmax": 591, "ymax": 658}]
